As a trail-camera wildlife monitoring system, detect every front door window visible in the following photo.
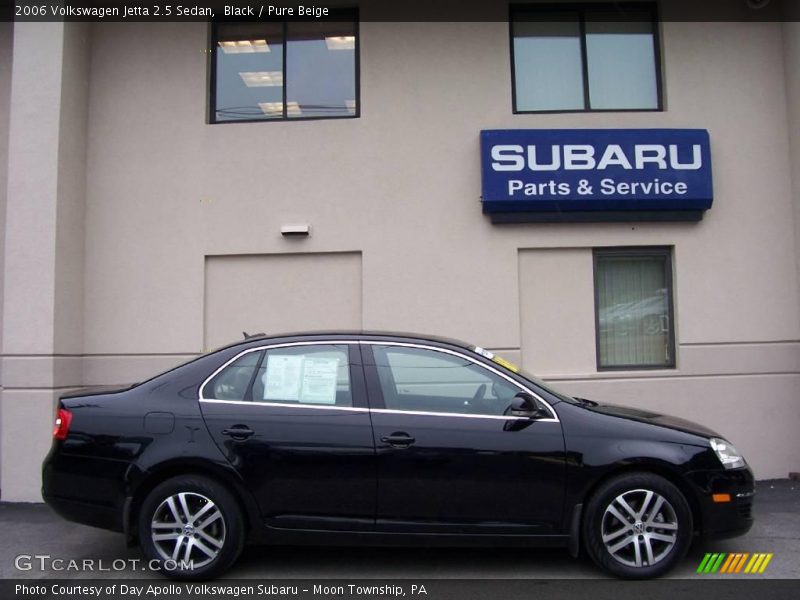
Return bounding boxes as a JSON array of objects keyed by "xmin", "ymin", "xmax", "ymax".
[{"xmin": 371, "ymin": 345, "xmax": 521, "ymax": 416}]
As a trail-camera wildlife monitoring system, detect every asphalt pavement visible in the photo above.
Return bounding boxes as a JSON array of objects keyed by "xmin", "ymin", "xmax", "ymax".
[{"xmin": 0, "ymin": 479, "xmax": 797, "ymax": 580}]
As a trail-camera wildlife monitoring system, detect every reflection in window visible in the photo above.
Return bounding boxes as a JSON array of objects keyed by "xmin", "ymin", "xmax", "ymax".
[
  {"xmin": 212, "ymin": 13, "xmax": 358, "ymax": 122},
  {"xmin": 511, "ymin": 4, "xmax": 660, "ymax": 112},
  {"xmin": 373, "ymin": 346, "xmax": 520, "ymax": 416},
  {"xmin": 207, "ymin": 350, "xmax": 263, "ymax": 400},
  {"xmin": 594, "ymin": 249, "xmax": 675, "ymax": 369},
  {"xmin": 286, "ymin": 21, "xmax": 357, "ymax": 119},
  {"xmin": 214, "ymin": 22, "xmax": 284, "ymax": 121}
]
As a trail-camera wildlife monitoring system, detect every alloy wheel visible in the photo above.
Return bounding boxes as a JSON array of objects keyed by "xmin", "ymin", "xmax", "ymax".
[
  {"xmin": 150, "ymin": 492, "xmax": 226, "ymax": 568},
  {"xmin": 601, "ymin": 488, "xmax": 679, "ymax": 568}
]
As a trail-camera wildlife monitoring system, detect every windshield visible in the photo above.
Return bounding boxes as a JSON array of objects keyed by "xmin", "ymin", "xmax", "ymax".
[{"xmin": 470, "ymin": 345, "xmax": 576, "ymax": 403}]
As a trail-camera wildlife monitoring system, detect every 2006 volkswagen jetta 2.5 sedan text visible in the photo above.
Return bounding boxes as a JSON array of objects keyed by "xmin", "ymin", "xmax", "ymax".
[{"xmin": 42, "ymin": 332, "xmax": 754, "ymax": 580}]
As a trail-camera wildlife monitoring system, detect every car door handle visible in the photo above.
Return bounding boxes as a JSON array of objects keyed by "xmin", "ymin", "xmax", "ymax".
[
  {"xmin": 221, "ymin": 425, "xmax": 255, "ymax": 440},
  {"xmin": 380, "ymin": 432, "xmax": 415, "ymax": 448}
]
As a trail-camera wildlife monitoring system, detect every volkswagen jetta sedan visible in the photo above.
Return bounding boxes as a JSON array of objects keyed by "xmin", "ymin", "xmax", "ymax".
[{"xmin": 42, "ymin": 332, "xmax": 754, "ymax": 580}]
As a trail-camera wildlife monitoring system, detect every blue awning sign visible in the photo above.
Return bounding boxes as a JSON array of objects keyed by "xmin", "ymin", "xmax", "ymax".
[{"xmin": 480, "ymin": 129, "xmax": 713, "ymax": 216}]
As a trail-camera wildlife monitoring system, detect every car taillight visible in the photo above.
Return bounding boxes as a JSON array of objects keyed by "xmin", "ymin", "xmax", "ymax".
[{"xmin": 53, "ymin": 407, "xmax": 72, "ymax": 440}]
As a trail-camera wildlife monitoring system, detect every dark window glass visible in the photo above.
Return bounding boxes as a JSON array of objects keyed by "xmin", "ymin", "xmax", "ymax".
[
  {"xmin": 212, "ymin": 13, "xmax": 358, "ymax": 122},
  {"xmin": 594, "ymin": 248, "xmax": 675, "ymax": 369},
  {"xmin": 214, "ymin": 22, "xmax": 284, "ymax": 121},
  {"xmin": 511, "ymin": 4, "xmax": 661, "ymax": 112},
  {"xmin": 372, "ymin": 346, "xmax": 521, "ymax": 416},
  {"xmin": 206, "ymin": 350, "xmax": 263, "ymax": 400}
]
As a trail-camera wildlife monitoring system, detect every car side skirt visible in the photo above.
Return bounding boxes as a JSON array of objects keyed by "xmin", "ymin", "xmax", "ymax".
[{"xmin": 258, "ymin": 526, "xmax": 571, "ymax": 548}]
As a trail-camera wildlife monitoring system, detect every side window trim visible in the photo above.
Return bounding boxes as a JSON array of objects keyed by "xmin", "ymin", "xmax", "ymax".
[
  {"xmin": 243, "ymin": 349, "xmax": 266, "ymax": 401},
  {"xmin": 348, "ymin": 342, "xmax": 369, "ymax": 410},
  {"xmin": 359, "ymin": 342, "xmax": 389, "ymax": 412},
  {"xmin": 360, "ymin": 342, "xmax": 559, "ymax": 422},
  {"xmin": 198, "ymin": 340, "xmax": 559, "ymax": 422}
]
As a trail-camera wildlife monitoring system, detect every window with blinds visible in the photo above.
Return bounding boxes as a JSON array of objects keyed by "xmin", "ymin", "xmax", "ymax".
[{"xmin": 594, "ymin": 248, "xmax": 675, "ymax": 369}]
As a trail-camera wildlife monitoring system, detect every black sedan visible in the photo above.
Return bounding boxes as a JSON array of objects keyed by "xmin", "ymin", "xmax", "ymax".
[{"xmin": 42, "ymin": 332, "xmax": 754, "ymax": 579}]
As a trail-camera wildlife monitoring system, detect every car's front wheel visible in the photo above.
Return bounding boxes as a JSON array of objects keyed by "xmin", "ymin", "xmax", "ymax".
[
  {"xmin": 583, "ymin": 472, "xmax": 693, "ymax": 579},
  {"xmin": 137, "ymin": 475, "xmax": 244, "ymax": 580}
]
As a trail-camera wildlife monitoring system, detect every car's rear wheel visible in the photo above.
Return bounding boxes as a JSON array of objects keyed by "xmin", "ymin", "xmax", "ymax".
[
  {"xmin": 137, "ymin": 475, "xmax": 244, "ymax": 580},
  {"xmin": 583, "ymin": 472, "xmax": 693, "ymax": 579}
]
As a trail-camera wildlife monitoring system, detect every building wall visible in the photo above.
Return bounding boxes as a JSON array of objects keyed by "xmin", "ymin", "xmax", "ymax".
[
  {"xmin": 54, "ymin": 23, "xmax": 90, "ymax": 358},
  {"xmin": 0, "ymin": 22, "xmax": 12, "ymax": 342},
  {"xmin": 784, "ymin": 4, "xmax": 800, "ymax": 325},
  {"xmin": 0, "ymin": 22, "xmax": 90, "ymax": 501},
  {"xmin": 203, "ymin": 252, "xmax": 363, "ymax": 348},
  {"xmin": 0, "ymin": 21, "xmax": 14, "ymax": 478}
]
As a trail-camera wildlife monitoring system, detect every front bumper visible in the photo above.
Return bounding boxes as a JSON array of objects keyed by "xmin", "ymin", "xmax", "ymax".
[{"xmin": 686, "ymin": 466, "xmax": 755, "ymax": 539}]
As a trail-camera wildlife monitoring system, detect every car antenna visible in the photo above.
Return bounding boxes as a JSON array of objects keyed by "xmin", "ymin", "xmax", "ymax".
[{"xmin": 243, "ymin": 331, "xmax": 266, "ymax": 340}]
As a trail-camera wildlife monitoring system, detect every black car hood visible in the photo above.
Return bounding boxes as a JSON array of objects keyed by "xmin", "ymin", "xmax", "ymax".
[{"xmin": 584, "ymin": 401, "xmax": 721, "ymax": 439}]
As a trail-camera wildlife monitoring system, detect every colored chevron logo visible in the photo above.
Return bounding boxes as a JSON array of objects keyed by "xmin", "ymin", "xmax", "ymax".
[{"xmin": 697, "ymin": 552, "xmax": 773, "ymax": 574}]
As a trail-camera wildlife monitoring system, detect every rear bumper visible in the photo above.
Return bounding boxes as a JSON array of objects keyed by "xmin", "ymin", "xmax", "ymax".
[
  {"xmin": 42, "ymin": 493, "xmax": 124, "ymax": 533},
  {"xmin": 42, "ymin": 447, "xmax": 126, "ymax": 533},
  {"xmin": 687, "ymin": 466, "xmax": 755, "ymax": 539}
]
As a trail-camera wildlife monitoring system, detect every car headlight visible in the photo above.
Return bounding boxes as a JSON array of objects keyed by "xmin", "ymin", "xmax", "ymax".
[{"xmin": 710, "ymin": 437, "xmax": 746, "ymax": 469}]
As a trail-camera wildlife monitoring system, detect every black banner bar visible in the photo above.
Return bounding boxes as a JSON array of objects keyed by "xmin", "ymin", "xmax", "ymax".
[
  {"xmin": 3, "ymin": 0, "xmax": 800, "ymax": 22},
  {"xmin": 4, "ymin": 579, "xmax": 800, "ymax": 600}
]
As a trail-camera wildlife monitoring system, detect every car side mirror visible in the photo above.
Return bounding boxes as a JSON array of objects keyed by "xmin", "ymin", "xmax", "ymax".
[{"xmin": 509, "ymin": 392, "xmax": 549, "ymax": 419}]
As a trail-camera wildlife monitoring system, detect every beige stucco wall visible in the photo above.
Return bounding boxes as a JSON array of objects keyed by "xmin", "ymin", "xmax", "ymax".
[
  {"xmin": 0, "ymin": 22, "xmax": 11, "ymax": 345},
  {"xmin": 204, "ymin": 252, "xmax": 363, "ymax": 348},
  {"xmin": 54, "ymin": 23, "xmax": 90, "ymax": 357},
  {"xmin": 82, "ymin": 20, "xmax": 800, "ymax": 343},
  {"xmin": 784, "ymin": 4, "xmax": 800, "ymax": 326},
  {"xmin": 0, "ymin": 22, "xmax": 90, "ymax": 501},
  {"xmin": 0, "ymin": 22, "xmax": 13, "ymax": 476}
]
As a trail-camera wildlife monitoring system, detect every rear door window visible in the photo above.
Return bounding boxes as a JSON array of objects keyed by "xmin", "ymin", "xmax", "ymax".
[
  {"xmin": 252, "ymin": 344, "xmax": 353, "ymax": 407},
  {"xmin": 205, "ymin": 350, "xmax": 263, "ymax": 400}
]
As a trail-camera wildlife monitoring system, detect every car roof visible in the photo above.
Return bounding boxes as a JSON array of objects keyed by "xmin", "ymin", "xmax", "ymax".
[{"xmin": 214, "ymin": 330, "xmax": 475, "ymax": 353}]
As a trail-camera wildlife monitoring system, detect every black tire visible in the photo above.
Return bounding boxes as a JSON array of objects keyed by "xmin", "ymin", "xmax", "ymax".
[
  {"xmin": 582, "ymin": 472, "xmax": 693, "ymax": 579},
  {"xmin": 137, "ymin": 475, "xmax": 244, "ymax": 580}
]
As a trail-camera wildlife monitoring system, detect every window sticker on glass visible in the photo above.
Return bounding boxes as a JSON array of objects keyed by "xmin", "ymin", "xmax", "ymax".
[
  {"xmin": 473, "ymin": 346, "xmax": 520, "ymax": 373},
  {"xmin": 473, "ymin": 346, "xmax": 495, "ymax": 359},
  {"xmin": 299, "ymin": 357, "xmax": 339, "ymax": 405},
  {"xmin": 263, "ymin": 354, "xmax": 304, "ymax": 401}
]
